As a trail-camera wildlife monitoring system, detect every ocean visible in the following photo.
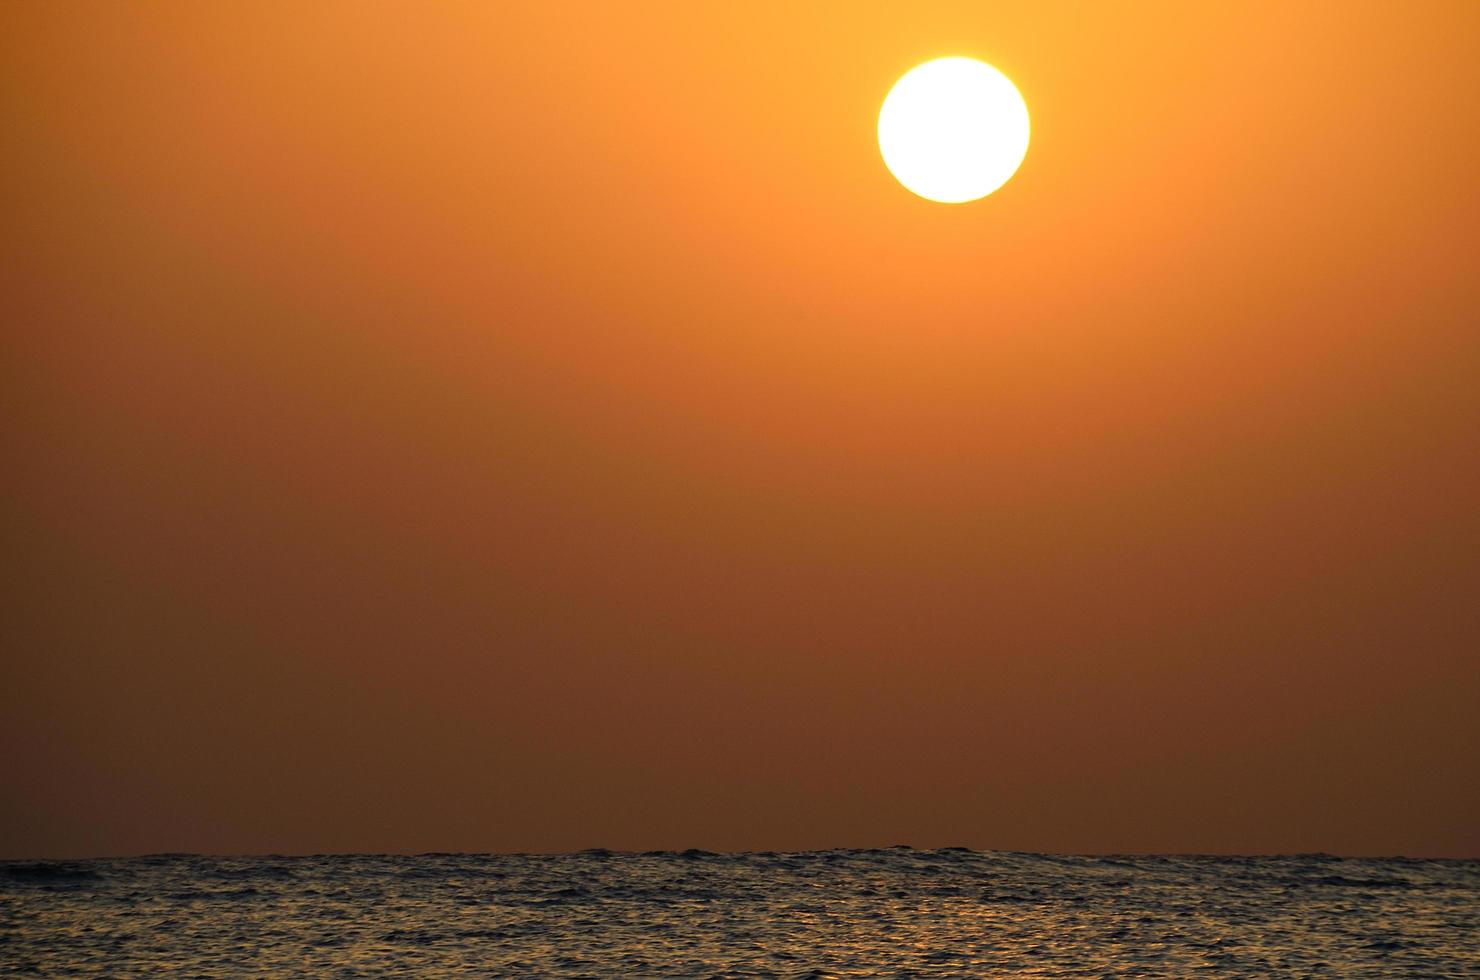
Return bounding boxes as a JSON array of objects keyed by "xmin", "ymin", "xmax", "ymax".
[{"xmin": 3, "ymin": 849, "xmax": 1477, "ymax": 976}]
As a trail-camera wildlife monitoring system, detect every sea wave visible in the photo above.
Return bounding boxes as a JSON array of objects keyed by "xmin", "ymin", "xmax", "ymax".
[{"xmin": 2, "ymin": 850, "xmax": 1476, "ymax": 976}]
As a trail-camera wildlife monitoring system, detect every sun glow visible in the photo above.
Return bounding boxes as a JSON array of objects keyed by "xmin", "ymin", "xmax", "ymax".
[{"xmin": 878, "ymin": 57, "xmax": 1030, "ymax": 204}]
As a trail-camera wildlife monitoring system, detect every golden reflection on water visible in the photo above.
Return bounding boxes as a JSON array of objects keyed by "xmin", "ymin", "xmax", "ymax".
[{"xmin": 4, "ymin": 850, "xmax": 1478, "ymax": 976}]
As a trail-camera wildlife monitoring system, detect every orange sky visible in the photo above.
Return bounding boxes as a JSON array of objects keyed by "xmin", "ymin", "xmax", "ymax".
[{"xmin": 5, "ymin": 2, "xmax": 1479, "ymax": 858}]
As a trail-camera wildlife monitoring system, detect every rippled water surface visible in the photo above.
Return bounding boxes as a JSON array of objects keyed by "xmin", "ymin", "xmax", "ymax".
[{"xmin": 3, "ymin": 850, "xmax": 1477, "ymax": 976}]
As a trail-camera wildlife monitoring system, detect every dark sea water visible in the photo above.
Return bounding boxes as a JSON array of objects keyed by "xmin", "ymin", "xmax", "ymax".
[{"xmin": 3, "ymin": 850, "xmax": 1477, "ymax": 977}]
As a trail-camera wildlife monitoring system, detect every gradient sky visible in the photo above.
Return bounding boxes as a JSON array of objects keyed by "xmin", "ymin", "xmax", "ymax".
[{"xmin": 5, "ymin": 2, "xmax": 1478, "ymax": 859}]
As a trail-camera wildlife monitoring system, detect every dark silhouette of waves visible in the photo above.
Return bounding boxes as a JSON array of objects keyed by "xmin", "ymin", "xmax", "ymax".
[{"xmin": 3, "ymin": 849, "xmax": 1477, "ymax": 975}]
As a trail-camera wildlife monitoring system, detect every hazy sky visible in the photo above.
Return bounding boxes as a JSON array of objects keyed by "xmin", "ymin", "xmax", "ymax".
[{"xmin": 5, "ymin": 2, "xmax": 1478, "ymax": 859}]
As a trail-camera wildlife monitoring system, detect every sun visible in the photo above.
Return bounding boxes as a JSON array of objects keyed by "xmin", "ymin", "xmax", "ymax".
[{"xmin": 878, "ymin": 57, "xmax": 1030, "ymax": 204}]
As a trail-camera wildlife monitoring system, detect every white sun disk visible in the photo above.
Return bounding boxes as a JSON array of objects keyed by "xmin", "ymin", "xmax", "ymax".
[{"xmin": 878, "ymin": 57, "xmax": 1030, "ymax": 204}]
